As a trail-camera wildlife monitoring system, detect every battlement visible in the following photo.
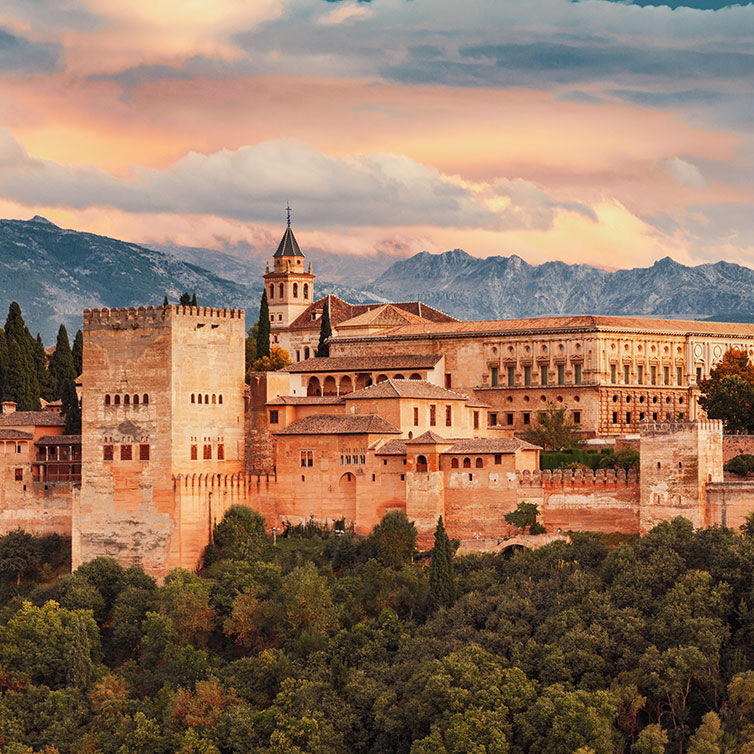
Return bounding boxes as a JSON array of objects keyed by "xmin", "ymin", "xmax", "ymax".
[
  {"xmin": 83, "ymin": 305, "xmax": 244, "ymax": 330},
  {"xmin": 517, "ymin": 468, "xmax": 639, "ymax": 486},
  {"xmin": 640, "ymin": 419, "xmax": 723, "ymax": 437}
]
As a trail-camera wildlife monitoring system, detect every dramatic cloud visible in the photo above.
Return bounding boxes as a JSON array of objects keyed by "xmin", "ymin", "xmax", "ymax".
[{"xmin": 0, "ymin": 28, "xmax": 62, "ymax": 75}]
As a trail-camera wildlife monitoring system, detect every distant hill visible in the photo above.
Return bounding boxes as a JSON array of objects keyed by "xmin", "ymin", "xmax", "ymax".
[{"xmin": 4, "ymin": 216, "xmax": 754, "ymax": 344}]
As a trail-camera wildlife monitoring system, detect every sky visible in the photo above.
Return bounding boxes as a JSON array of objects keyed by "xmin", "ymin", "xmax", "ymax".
[{"xmin": 1, "ymin": 0, "xmax": 754, "ymax": 271}]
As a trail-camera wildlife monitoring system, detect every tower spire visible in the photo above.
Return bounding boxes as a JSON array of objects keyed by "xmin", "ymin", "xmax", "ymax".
[{"xmin": 286, "ymin": 203, "xmax": 292, "ymax": 228}]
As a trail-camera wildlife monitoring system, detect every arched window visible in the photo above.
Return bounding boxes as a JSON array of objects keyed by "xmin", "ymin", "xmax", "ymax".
[
  {"xmin": 279, "ymin": 283, "xmax": 284, "ymax": 297},
  {"xmin": 191, "ymin": 394, "xmax": 195, "ymax": 403},
  {"xmin": 205, "ymin": 394, "xmax": 209, "ymax": 404},
  {"xmin": 124, "ymin": 394, "xmax": 130, "ymax": 406},
  {"xmin": 133, "ymin": 394, "xmax": 139, "ymax": 405},
  {"xmin": 269, "ymin": 284, "xmax": 274, "ymax": 299},
  {"xmin": 198, "ymin": 394, "xmax": 203, "ymax": 404},
  {"xmin": 114, "ymin": 394, "xmax": 120, "ymax": 406},
  {"xmin": 451, "ymin": 458, "xmax": 459, "ymax": 469},
  {"xmin": 416, "ymin": 454, "xmax": 428, "ymax": 473},
  {"xmin": 104, "ymin": 394, "xmax": 111, "ymax": 406},
  {"xmin": 219, "ymin": 395, "xmax": 223, "ymax": 404},
  {"xmin": 304, "ymin": 347, "xmax": 310, "ymax": 359},
  {"xmin": 143, "ymin": 394, "xmax": 149, "ymax": 405},
  {"xmin": 475, "ymin": 457, "xmax": 484, "ymax": 468},
  {"xmin": 293, "ymin": 283, "xmax": 298, "ymax": 298},
  {"xmin": 463, "ymin": 457, "xmax": 471, "ymax": 468},
  {"xmin": 303, "ymin": 283, "xmax": 308, "ymax": 299},
  {"xmin": 212, "ymin": 394, "xmax": 216, "ymax": 404}
]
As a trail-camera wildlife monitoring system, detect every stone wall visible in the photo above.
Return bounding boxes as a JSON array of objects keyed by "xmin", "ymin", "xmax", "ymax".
[{"xmin": 722, "ymin": 435, "xmax": 754, "ymax": 463}]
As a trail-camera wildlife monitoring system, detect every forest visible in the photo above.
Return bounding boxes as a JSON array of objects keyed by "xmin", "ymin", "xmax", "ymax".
[{"xmin": 0, "ymin": 510, "xmax": 751, "ymax": 753}]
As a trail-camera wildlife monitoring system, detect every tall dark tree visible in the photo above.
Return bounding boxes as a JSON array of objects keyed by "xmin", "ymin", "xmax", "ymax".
[
  {"xmin": 48, "ymin": 325, "xmax": 76, "ymax": 399},
  {"xmin": 72, "ymin": 328, "xmax": 84, "ymax": 376},
  {"xmin": 429, "ymin": 516, "xmax": 456, "ymax": 610},
  {"xmin": 317, "ymin": 296, "xmax": 332, "ymax": 357},
  {"xmin": 33, "ymin": 334, "xmax": 55, "ymax": 401},
  {"xmin": 0, "ymin": 327, "xmax": 7, "ymax": 402},
  {"xmin": 256, "ymin": 290, "xmax": 270, "ymax": 361},
  {"xmin": 179, "ymin": 292, "xmax": 192, "ymax": 306},
  {"xmin": 190, "ymin": 293, "xmax": 197, "ymax": 308},
  {"xmin": 162, "ymin": 295, "xmax": 170, "ymax": 308},
  {"xmin": 5, "ymin": 334, "xmax": 40, "ymax": 411},
  {"xmin": 61, "ymin": 377, "xmax": 81, "ymax": 434}
]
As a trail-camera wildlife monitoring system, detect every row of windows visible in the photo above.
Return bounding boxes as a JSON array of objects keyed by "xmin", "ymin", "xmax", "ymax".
[
  {"xmin": 490, "ymin": 411, "xmax": 581, "ymax": 426},
  {"xmin": 341, "ymin": 452, "xmax": 366, "ymax": 465},
  {"xmin": 609, "ymin": 364, "xmax": 684, "ymax": 386},
  {"xmin": 491, "ymin": 364, "xmax": 583, "ymax": 388},
  {"xmin": 611, "ymin": 394, "xmax": 683, "ymax": 405},
  {"xmin": 104, "ymin": 393, "xmax": 150, "ymax": 406},
  {"xmin": 190, "ymin": 393, "xmax": 224, "ymax": 405},
  {"xmin": 190, "ymin": 444, "xmax": 225, "ymax": 460},
  {"xmin": 269, "ymin": 282, "xmax": 309, "ymax": 300},
  {"xmin": 413, "ymin": 404, "xmax": 454, "ymax": 427},
  {"xmin": 612, "ymin": 411, "xmax": 684, "ymax": 424},
  {"xmin": 103, "ymin": 444, "xmax": 150, "ymax": 461}
]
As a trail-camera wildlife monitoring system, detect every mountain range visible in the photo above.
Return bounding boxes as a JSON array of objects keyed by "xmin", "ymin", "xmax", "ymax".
[{"xmin": 2, "ymin": 216, "xmax": 754, "ymax": 344}]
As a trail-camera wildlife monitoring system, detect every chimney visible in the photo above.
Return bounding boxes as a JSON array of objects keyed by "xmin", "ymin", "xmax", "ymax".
[{"xmin": 2, "ymin": 401, "xmax": 17, "ymax": 414}]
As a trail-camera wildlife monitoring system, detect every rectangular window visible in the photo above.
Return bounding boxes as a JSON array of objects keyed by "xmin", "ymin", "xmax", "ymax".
[
  {"xmin": 217, "ymin": 444, "xmax": 225, "ymax": 460},
  {"xmin": 640, "ymin": 412, "xmax": 645, "ymax": 421},
  {"xmin": 626, "ymin": 412, "xmax": 632, "ymax": 424},
  {"xmin": 191, "ymin": 444, "xmax": 197, "ymax": 460},
  {"xmin": 610, "ymin": 364, "xmax": 617, "ymax": 383},
  {"xmin": 488, "ymin": 412, "xmax": 498, "ymax": 426},
  {"xmin": 139, "ymin": 444, "xmax": 150, "ymax": 461},
  {"xmin": 524, "ymin": 366, "xmax": 531, "ymax": 386},
  {"xmin": 678, "ymin": 412, "xmax": 685, "ymax": 420},
  {"xmin": 413, "ymin": 407, "xmax": 419, "ymax": 426},
  {"xmin": 491, "ymin": 367, "xmax": 499, "ymax": 387},
  {"xmin": 624, "ymin": 364, "xmax": 630, "ymax": 384},
  {"xmin": 506, "ymin": 413, "xmax": 514, "ymax": 425},
  {"xmin": 573, "ymin": 411, "xmax": 581, "ymax": 424},
  {"xmin": 14, "ymin": 468, "xmax": 22, "ymax": 481},
  {"xmin": 494, "ymin": 454, "xmax": 502, "ymax": 465},
  {"xmin": 651, "ymin": 365, "xmax": 657, "ymax": 385},
  {"xmin": 523, "ymin": 412, "xmax": 531, "ymax": 425},
  {"xmin": 15, "ymin": 444, "xmax": 21, "ymax": 454},
  {"xmin": 203, "ymin": 444, "xmax": 212, "ymax": 460},
  {"xmin": 300, "ymin": 450, "xmax": 313, "ymax": 467},
  {"xmin": 652, "ymin": 412, "xmax": 658, "ymax": 421},
  {"xmin": 296, "ymin": 351, "xmax": 300, "ymax": 361},
  {"xmin": 612, "ymin": 411, "xmax": 618, "ymax": 424},
  {"xmin": 507, "ymin": 366, "xmax": 515, "ymax": 387},
  {"xmin": 269, "ymin": 410, "xmax": 279, "ymax": 424},
  {"xmin": 677, "ymin": 366, "xmax": 683, "ymax": 386},
  {"xmin": 696, "ymin": 367, "xmax": 702, "ymax": 383},
  {"xmin": 540, "ymin": 366, "xmax": 548, "ymax": 386},
  {"xmin": 637, "ymin": 365, "xmax": 644, "ymax": 385},
  {"xmin": 120, "ymin": 444, "xmax": 132, "ymax": 461},
  {"xmin": 103, "ymin": 445, "xmax": 114, "ymax": 461},
  {"xmin": 445, "ymin": 373, "xmax": 452, "ymax": 389},
  {"xmin": 445, "ymin": 405, "xmax": 452, "ymax": 427},
  {"xmin": 664, "ymin": 366, "xmax": 670, "ymax": 385},
  {"xmin": 574, "ymin": 364, "xmax": 582, "ymax": 385},
  {"xmin": 557, "ymin": 364, "xmax": 565, "ymax": 385},
  {"xmin": 473, "ymin": 411, "xmax": 479, "ymax": 430},
  {"xmin": 429, "ymin": 405, "xmax": 436, "ymax": 426}
]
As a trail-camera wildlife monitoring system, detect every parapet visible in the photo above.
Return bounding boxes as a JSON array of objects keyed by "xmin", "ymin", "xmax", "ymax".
[
  {"xmin": 83, "ymin": 305, "xmax": 245, "ymax": 331},
  {"xmin": 517, "ymin": 468, "xmax": 639, "ymax": 487},
  {"xmin": 640, "ymin": 419, "xmax": 723, "ymax": 437}
]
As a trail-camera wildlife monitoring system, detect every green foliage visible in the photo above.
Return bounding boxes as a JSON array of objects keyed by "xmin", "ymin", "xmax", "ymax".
[
  {"xmin": 245, "ymin": 318, "xmax": 259, "ymax": 379},
  {"xmin": 212, "ymin": 505, "xmax": 268, "ymax": 561},
  {"xmin": 4, "ymin": 303, "xmax": 40, "ymax": 411},
  {"xmin": 370, "ymin": 510, "xmax": 417, "ymax": 568},
  {"xmin": 0, "ymin": 529, "xmax": 40, "ymax": 585},
  {"xmin": 179, "ymin": 292, "xmax": 193, "ymax": 306},
  {"xmin": 600, "ymin": 445, "xmax": 640, "ymax": 471},
  {"xmin": 71, "ymin": 329, "xmax": 83, "ymax": 376},
  {"xmin": 504, "ymin": 501, "xmax": 546, "ymax": 535},
  {"xmin": 256, "ymin": 289, "xmax": 271, "ymax": 360},
  {"xmin": 250, "ymin": 345, "xmax": 291, "ymax": 372},
  {"xmin": 32, "ymin": 333, "xmax": 54, "ymax": 401},
  {"xmin": 700, "ymin": 374, "xmax": 754, "ymax": 434},
  {"xmin": 61, "ymin": 375, "xmax": 81, "ymax": 434},
  {"xmin": 429, "ymin": 516, "xmax": 456, "ymax": 610},
  {"xmin": 523, "ymin": 401, "xmax": 584, "ymax": 451},
  {"xmin": 541, "ymin": 448, "xmax": 609, "ymax": 470},
  {"xmin": 48, "ymin": 324, "xmax": 76, "ymax": 399},
  {"xmin": 632, "ymin": 723, "xmax": 669, "ymax": 753},
  {"xmin": 317, "ymin": 296, "xmax": 332, "ymax": 357},
  {"xmin": 725, "ymin": 453, "xmax": 754, "ymax": 476}
]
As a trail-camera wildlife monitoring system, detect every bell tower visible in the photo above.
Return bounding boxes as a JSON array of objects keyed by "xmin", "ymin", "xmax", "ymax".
[{"xmin": 263, "ymin": 206, "xmax": 315, "ymax": 333}]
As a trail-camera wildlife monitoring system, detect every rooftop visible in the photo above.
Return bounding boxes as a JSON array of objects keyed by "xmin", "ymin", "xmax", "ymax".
[
  {"xmin": 0, "ymin": 429, "xmax": 33, "ymax": 441},
  {"xmin": 406, "ymin": 430, "xmax": 452, "ymax": 444},
  {"xmin": 345, "ymin": 378, "xmax": 480, "ymax": 403},
  {"xmin": 274, "ymin": 414, "xmax": 401, "ymax": 435},
  {"xmin": 273, "ymin": 225, "xmax": 304, "ymax": 258},
  {"xmin": 445, "ymin": 438, "xmax": 541, "ymax": 453},
  {"xmin": 375, "ymin": 439, "xmax": 408, "ymax": 455},
  {"xmin": 0, "ymin": 411, "xmax": 66, "ymax": 427},
  {"xmin": 267, "ymin": 396, "xmax": 345, "ymax": 406},
  {"xmin": 282, "ymin": 354, "xmax": 442, "ymax": 374},
  {"xmin": 35, "ymin": 434, "xmax": 82, "ymax": 446}
]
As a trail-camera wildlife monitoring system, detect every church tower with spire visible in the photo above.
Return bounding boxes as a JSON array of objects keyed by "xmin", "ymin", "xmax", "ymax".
[{"xmin": 263, "ymin": 207, "xmax": 316, "ymax": 345}]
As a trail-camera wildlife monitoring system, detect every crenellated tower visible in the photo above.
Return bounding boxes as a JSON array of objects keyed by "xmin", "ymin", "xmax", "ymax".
[{"xmin": 263, "ymin": 207, "xmax": 315, "ymax": 337}]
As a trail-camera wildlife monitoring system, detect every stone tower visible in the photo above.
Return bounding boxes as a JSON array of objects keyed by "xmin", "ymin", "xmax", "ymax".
[
  {"xmin": 263, "ymin": 210, "xmax": 316, "ymax": 339},
  {"xmin": 74, "ymin": 304, "xmax": 246, "ymax": 579},
  {"xmin": 639, "ymin": 419, "xmax": 723, "ymax": 532}
]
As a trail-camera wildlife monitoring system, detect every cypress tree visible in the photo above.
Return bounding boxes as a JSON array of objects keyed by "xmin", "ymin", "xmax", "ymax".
[
  {"xmin": 429, "ymin": 516, "xmax": 456, "ymax": 610},
  {"xmin": 0, "ymin": 328, "xmax": 7, "ymax": 402},
  {"xmin": 72, "ymin": 329, "xmax": 83, "ymax": 376},
  {"xmin": 162, "ymin": 295, "xmax": 169, "ymax": 308},
  {"xmin": 33, "ymin": 334, "xmax": 55, "ymax": 401},
  {"xmin": 317, "ymin": 296, "xmax": 332, "ymax": 357},
  {"xmin": 48, "ymin": 325, "xmax": 76, "ymax": 399},
  {"xmin": 190, "ymin": 293, "xmax": 197, "ymax": 308},
  {"xmin": 179, "ymin": 292, "xmax": 191, "ymax": 306},
  {"xmin": 4, "ymin": 303, "xmax": 40, "ymax": 410},
  {"xmin": 66, "ymin": 617, "xmax": 93, "ymax": 689},
  {"xmin": 61, "ymin": 377, "xmax": 81, "ymax": 434},
  {"xmin": 256, "ymin": 290, "xmax": 271, "ymax": 360}
]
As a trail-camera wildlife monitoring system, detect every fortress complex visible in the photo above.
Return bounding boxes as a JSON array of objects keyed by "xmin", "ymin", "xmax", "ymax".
[{"xmin": 5, "ymin": 220, "xmax": 754, "ymax": 578}]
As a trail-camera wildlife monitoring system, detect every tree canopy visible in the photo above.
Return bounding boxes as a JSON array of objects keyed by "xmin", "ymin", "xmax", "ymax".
[
  {"xmin": 699, "ymin": 348, "xmax": 754, "ymax": 433},
  {"xmin": 523, "ymin": 401, "xmax": 584, "ymax": 451}
]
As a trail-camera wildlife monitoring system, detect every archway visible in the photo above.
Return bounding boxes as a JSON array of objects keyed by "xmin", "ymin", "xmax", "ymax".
[
  {"xmin": 307, "ymin": 376, "xmax": 322, "ymax": 396},
  {"xmin": 356, "ymin": 374, "xmax": 372, "ymax": 390},
  {"xmin": 339, "ymin": 376, "xmax": 353, "ymax": 395},
  {"xmin": 339, "ymin": 472, "xmax": 357, "ymax": 521},
  {"xmin": 409, "ymin": 373, "xmax": 422, "ymax": 380},
  {"xmin": 323, "ymin": 376, "xmax": 337, "ymax": 396},
  {"xmin": 376, "ymin": 374, "xmax": 388, "ymax": 383},
  {"xmin": 416, "ymin": 454, "xmax": 428, "ymax": 473},
  {"xmin": 393, "ymin": 373, "xmax": 405, "ymax": 380}
]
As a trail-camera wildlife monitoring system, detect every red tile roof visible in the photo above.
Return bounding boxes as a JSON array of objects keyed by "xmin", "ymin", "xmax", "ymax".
[
  {"xmin": 0, "ymin": 429, "xmax": 33, "ymax": 441},
  {"xmin": 35, "ymin": 435, "xmax": 82, "ymax": 445},
  {"xmin": 267, "ymin": 396, "xmax": 345, "ymax": 406},
  {"xmin": 345, "ymin": 379, "xmax": 479, "ymax": 402},
  {"xmin": 283, "ymin": 355, "xmax": 442, "ymax": 374},
  {"xmin": 406, "ymin": 430, "xmax": 452, "ymax": 444},
  {"xmin": 274, "ymin": 414, "xmax": 401, "ymax": 435},
  {"xmin": 445, "ymin": 438, "xmax": 541, "ymax": 453},
  {"xmin": 0, "ymin": 411, "xmax": 66, "ymax": 427},
  {"xmin": 375, "ymin": 439, "xmax": 408, "ymax": 455}
]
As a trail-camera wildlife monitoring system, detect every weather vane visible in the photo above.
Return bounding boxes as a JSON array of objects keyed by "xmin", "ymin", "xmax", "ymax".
[{"xmin": 286, "ymin": 203, "xmax": 292, "ymax": 228}]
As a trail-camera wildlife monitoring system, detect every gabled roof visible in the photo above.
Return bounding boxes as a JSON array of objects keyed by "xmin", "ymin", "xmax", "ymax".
[
  {"xmin": 282, "ymin": 354, "xmax": 442, "ymax": 374},
  {"xmin": 406, "ymin": 430, "xmax": 452, "ymax": 444},
  {"xmin": 36, "ymin": 434, "xmax": 81, "ymax": 445},
  {"xmin": 0, "ymin": 429, "xmax": 33, "ymax": 441},
  {"xmin": 345, "ymin": 378, "xmax": 476, "ymax": 402},
  {"xmin": 375, "ymin": 439, "xmax": 408, "ymax": 455},
  {"xmin": 274, "ymin": 226, "xmax": 304, "ymax": 258},
  {"xmin": 274, "ymin": 414, "xmax": 401, "ymax": 435},
  {"xmin": 445, "ymin": 438, "xmax": 541, "ymax": 453},
  {"xmin": 336, "ymin": 304, "xmax": 430, "ymax": 330},
  {"xmin": 267, "ymin": 396, "xmax": 345, "ymax": 406},
  {"xmin": 0, "ymin": 411, "xmax": 65, "ymax": 427}
]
